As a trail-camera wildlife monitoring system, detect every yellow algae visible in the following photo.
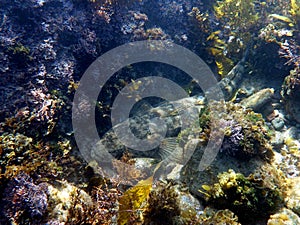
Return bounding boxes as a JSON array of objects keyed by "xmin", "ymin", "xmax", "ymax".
[
  {"xmin": 201, "ymin": 184, "xmax": 211, "ymax": 191},
  {"xmin": 117, "ymin": 176, "xmax": 153, "ymax": 224},
  {"xmin": 269, "ymin": 14, "xmax": 293, "ymax": 23}
]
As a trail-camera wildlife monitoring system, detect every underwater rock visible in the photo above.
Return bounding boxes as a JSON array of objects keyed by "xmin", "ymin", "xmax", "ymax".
[
  {"xmin": 198, "ymin": 101, "xmax": 274, "ymax": 161},
  {"xmin": 268, "ymin": 208, "xmax": 300, "ymax": 225},
  {"xmin": 281, "ymin": 68, "xmax": 300, "ymax": 123},
  {"xmin": 285, "ymin": 177, "xmax": 300, "ymax": 215},
  {"xmin": 271, "ymin": 117, "xmax": 285, "ymax": 131},
  {"xmin": 46, "ymin": 181, "xmax": 93, "ymax": 223},
  {"xmin": 272, "ymin": 133, "xmax": 300, "ymax": 179},
  {"xmin": 240, "ymin": 88, "xmax": 274, "ymax": 115},
  {"xmin": 270, "ymin": 131, "xmax": 285, "ymax": 151},
  {"xmin": 0, "ymin": 173, "xmax": 48, "ymax": 224},
  {"xmin": 198, "ymin": 208, "xmax": 241, "ymax": 225}
]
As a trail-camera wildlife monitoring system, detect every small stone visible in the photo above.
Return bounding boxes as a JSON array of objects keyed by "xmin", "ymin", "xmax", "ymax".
[
  {"xmin": 271, "ymin": 117, "xmax": 285, "ymax": 131},
  {"xmin": 271, "ymin": 131, "xmax": 284, "ymax": 150},
  {"xmin": 285, "ymin": 127, "xmax": 299, "ymax": 139}
]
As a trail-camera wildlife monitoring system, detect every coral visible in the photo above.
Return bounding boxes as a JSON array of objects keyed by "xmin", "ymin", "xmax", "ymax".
[
  {"xmin": 200, "ymin": 169, "xmax": 283, "ymax": 223},
  {"xmin": 199, "ymin": 101, "xmax": 274, "ymax": 161},
  {"xmin": 0, "ymin": 173, "xmax": 48, "ymax": 224}
]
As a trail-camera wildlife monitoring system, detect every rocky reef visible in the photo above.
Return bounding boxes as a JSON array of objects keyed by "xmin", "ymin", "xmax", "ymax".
[
  {"xmin": 199, "ymin": 101, "xmax": 274, "ymax": 161},
  {"xmin": 1, "ymin": 0, "xmax": 300, "ymax": 224}
]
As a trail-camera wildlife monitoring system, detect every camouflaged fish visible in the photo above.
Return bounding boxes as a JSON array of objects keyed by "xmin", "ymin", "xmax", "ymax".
[{"xmin": 88, "ymin": 55, "xmax": 249, "ymax": 181}]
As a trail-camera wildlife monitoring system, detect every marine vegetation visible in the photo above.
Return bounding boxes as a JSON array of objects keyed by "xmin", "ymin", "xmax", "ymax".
[
  {"xmin": 191, "ymin": 0, "xmax": 298, "ymax": 78},
  {"xmin": 117, "ymin": 176, "xmax": 153, "ymax": 224},
  {"xmin": 200, "ymin": 169, "xmax": 283, "ymax": 224},
  {"xmin": 209, "ymin": 0, "xmax": 260, "ymax": 76},
  {"xmin": 143, "ymin": 181, "xmax": 181, "ymax": 225},
  {"xmin": 0, "ymin": 173, "xmax": 48, "ymax": 225},
  {"xmin": 279, "ymin": 39, "xmax": 300, "ymax": 123},
  {"xmin": 290, "ymin": 0, "xmax": 300, "ymax": 28},
  {"xmin": 6, "ymin": 42, "xmax": 32, "ymax": 68},
  {"xmin": 199, "ymin": 101, "xmax": 274, "ymax": 161},
  {"xmin": 118, "ymin": 179, "xmax": 204, "ymax": 225}
]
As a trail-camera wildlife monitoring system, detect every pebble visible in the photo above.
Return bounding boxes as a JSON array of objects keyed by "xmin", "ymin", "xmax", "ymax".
[{"xmin": 271, "ymin": 117, "xmax": 285, "ymax": 131}]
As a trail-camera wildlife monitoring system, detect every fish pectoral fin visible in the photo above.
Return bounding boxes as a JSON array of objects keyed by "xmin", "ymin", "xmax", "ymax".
[{"xmin": 158, "ymin": 137, "xmax": 178, "ymax": 160}]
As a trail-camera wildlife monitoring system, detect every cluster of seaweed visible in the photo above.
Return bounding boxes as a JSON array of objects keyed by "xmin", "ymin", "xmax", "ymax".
[
  {"xmin": 199, "ymin": 101, "xmax": 274, "ymax": 161},
  {"xmin": 190, "ymin": 0, "xmax": 264, "ymax": 77},
  {"xmin": 0, "ymin": 173, "xmax": 48, "ymax": 225},
  {"xmin": 200, "ymin": 169, "xmax": 283, "ymax": 223},
  {"xmin": 189, "ymin": 0, "xmax": 300, "ymax": 80},
  {"xmin": 210, "ymin": 0, "xmax": 261, "ymax": 76},
  {"xmin": 143, "ymin": 182, "xmax": 181, "ymax": 225},
  {"xmin": 118, "ymin": 180, "xmax": 203, "ymax": 225},
  {"xmin": 276, "ymin": 6, "xmax": 300, "ymax": 122}
]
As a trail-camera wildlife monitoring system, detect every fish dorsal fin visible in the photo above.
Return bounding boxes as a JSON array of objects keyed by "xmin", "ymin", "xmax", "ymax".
[{"xmin": 130, "ymin": 100, "xmax": 154, "ymax": 118}]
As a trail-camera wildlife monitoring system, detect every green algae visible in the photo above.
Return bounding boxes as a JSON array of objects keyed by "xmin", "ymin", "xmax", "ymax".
[{"xmin": 200, "ymin": 169, "xmax": 283, "ymax": 223}]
